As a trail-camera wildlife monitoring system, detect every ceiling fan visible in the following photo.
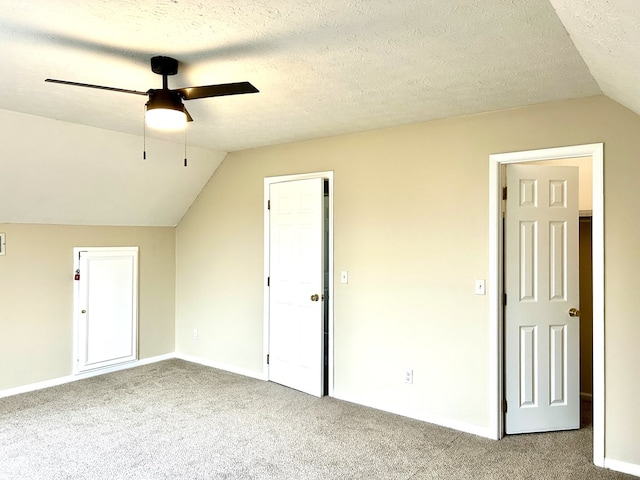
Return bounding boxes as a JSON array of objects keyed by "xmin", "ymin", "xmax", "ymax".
[{"xmin": 45, "ymin": 56, "xmax": 259, "ymax": 130}]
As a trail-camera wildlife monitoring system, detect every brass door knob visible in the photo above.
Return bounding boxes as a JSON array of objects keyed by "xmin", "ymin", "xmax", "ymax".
[
  {"xmin": 310, "ymin": 294, "xmax": 320, "ymax": 302},
  {"xmin": 568, "ymin": 308, "xmax": 580, "ymax": 317}
]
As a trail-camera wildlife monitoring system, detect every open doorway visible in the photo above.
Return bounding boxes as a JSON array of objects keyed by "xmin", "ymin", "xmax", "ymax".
[
  {"xmin": 503, "ymin": 163, "xmax": 581, "ymax": 433},
  {"xmin": 502, "ymin": 158, "xmax": 591, "ymax": 433},
  {"xmin": 579, "ymin": 215, "xmax": 593, "ymax": 426},
  {"xmin": 489, "ymin": 144, "xmax": 604, "ymax": 466}
]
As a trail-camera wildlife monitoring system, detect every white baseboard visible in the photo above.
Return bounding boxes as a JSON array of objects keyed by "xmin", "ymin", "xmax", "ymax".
[
  {"xmin": 604, "ymin": 458, "xmax": 640, "ymax": 477},
  {"xmin": 1, "ymin": 375, "xmax": 76, "ymax": 399},
  {"xmin": 174, "ymin": 352, "xmax": 267, "ymax": 381},
  {"xmin": 5, "ymin": 356, "xmax": 609, "ymax": 456},
  {"xmin": 134, "ymin": 353, "xmax": 176, "ymax": 366},
  {"xmin": 0, "ymin": 353, "xmax": 174, "ymax": 399},
  {"xmin": 332, "ymin": 390, "xmax": 494, "ymax": 440}
]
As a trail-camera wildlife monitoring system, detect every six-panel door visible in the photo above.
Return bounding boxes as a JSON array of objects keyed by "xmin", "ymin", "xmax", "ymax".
[{"xmin": 505, "ymin": 164, "xmax": 580, "ymax": 434}]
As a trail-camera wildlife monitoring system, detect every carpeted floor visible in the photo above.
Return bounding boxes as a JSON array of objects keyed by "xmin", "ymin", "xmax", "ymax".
[{"xmin": 0, "ymin": 359, "xmax": 633, "ymax": 479}]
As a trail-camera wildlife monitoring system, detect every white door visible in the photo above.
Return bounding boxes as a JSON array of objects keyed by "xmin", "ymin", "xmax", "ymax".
[
  {"xmin": 505, "ymin": 164, "xmax": 580, "ymax": 434},
  {"xmin": 268, "ymin": 178, "xmax": 324, "ymax": 397},
  {"xmin": 75, "ymin": 247, "xmax": 138, "ymax": 373}
]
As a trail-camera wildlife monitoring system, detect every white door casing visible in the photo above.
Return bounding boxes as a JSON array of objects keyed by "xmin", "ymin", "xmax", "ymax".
[
  {"xmin": 505, "ymin": 164, "xmax": 580, "ymax": 434},
  {"xmin": 74, "ymin": 247, "xmax": 138, "ymax": 373},
  {"xmin": 267, "ymin": 178, "xmax": 325, "ymax": 397},
  {"xmin": 489, "ymin": 144, "xmax": 604, "ymax": 465}
]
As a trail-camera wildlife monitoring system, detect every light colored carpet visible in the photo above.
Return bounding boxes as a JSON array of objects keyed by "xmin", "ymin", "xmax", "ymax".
[{"xmin": 0, "ymin": 359, "xmax": 633, "ymax": 479}]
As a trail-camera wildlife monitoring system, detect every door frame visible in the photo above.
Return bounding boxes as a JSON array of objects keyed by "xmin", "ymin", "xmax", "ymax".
[
  {"xmin": 488, "ymin": 144, "xmax": 604, "ymax": 466},
  {"xmin": 263, "ymin": 171, "xmax": 334, "ymax": 396},
  {"xmin": 72, "ymin": 246, "xmax": 139, "ymax": 375}
]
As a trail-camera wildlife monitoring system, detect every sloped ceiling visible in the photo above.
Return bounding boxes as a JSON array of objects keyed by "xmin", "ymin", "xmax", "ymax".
[
  {"xmin": 0, "ymin": 0, "xmax": 636, "ymax": 226},
  {"xmin": 548, "ymin": 0, "xmax": 640, "ymax": 116}
]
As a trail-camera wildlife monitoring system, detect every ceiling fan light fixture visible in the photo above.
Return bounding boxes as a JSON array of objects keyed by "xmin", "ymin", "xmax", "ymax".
[
  {"xmin": 145, "ymin": 91, "xmax": 187, "ymax": 130},
  {"xmin": 46, "ymin": 55, "xmax": 258, "ymax": 133},
  {"xmin": 146, "ymin": 107, "xmax": 186, "ymax": 130}
]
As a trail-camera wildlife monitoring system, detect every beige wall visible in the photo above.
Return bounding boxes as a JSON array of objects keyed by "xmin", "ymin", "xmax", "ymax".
[
  {"xmin": 176, "ymin": 95, "xmax": 640, "ymax": 466},
  {"xmin": 0, "ymin": 224, "xmax": 175, "ymax": 390}
]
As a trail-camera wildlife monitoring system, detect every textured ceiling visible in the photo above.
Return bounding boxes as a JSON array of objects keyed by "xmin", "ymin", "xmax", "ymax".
[
  {"xmin": 0, "ymin": 0, "xmax": 602, "ymax": 152},
  {"xmin": 548, "ymin": 0, "xmax": 640, "ymax": 116},
  {"xmin": 0, "ymin": 0, "xmax": 636, "ymax": 226}
]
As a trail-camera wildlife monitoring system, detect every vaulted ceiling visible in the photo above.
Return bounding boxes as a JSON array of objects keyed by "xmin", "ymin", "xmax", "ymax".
[{"xmin": 0, "ymin": 0, "xmax": 638, "ymax": 226}]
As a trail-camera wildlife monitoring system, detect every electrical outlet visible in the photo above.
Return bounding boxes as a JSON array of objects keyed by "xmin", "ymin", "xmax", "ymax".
[
  {"xmin": 404, "ymin": 368, "xmax": 413, "ymax": 384},
  {"xmin": 192, "ymin": 328, "xmax": 198, "ymax": 340}
]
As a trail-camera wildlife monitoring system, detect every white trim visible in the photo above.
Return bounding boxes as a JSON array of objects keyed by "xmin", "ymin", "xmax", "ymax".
[
  {"xmin": 333, "ymin": 391, "xmax": 494, "ymax": 439},
  {"xmin": 604, "ymin": 458, "xmax": 640, "ymax": 477},
  {"xmin": 4, "ymin": 351, "xmax": 496, "ymax": 441},
  {"xmin": 263, "ymin": 171, "xmax": 335, "ymax": 396},
  {"xmin": 174, "ymin": 353, "xmax": 267, "ymax": 380},
  {"xmin": 489, "ymin": 144, "xmax": 605, "ymax": 466},
  {"xmin": 0, "ymin": 353, "xmax": 174, "ymax": 399},
  {"xmin": 591, "ymin": 144, "xmax": 605, "ymax": 469},
  {"xmin": 488, "ymin": 155, "xmax": 503, "ymax": 440}
]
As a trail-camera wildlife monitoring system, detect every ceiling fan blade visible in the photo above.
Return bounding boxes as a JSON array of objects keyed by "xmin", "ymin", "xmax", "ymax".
[
  {"xmin": 45, "ymin": 79, "xmax": 148, "ymax": 96},
  {"xmin": 176, "ymin": 82, "xmax": 259, "ymax": 100}
]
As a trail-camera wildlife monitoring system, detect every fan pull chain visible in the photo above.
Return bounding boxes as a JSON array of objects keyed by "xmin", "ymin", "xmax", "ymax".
[
  {"xmin": 143, "ymin": 106, "xmax": 147, "ymax": 160},
  {"xmin": 184, "ymin": 126, "xmax": 188, "ymax": 167}
]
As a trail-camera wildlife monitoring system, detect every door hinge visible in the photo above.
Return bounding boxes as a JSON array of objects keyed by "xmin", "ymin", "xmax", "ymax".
[
  {"xmin": 502, "ymin": 186, "xmax": 507, "ymax": 200},
  {"xmin": 267, "ymin": 199, "xmax": 271, "ymax": 210},
  {"xmin": 266, "ymin": 354, "xmax": 270, "ymax": 365},
  {"xmin": 267, "ymin": 276, "xmax": 270, "ymax": 287},
  {"xmin": 503, "ymin": 399, "xmax": 508, "ymax": 413},
  {"xmin": 503, "ymin": 293, "xmax": 507, "ymax": 306}
]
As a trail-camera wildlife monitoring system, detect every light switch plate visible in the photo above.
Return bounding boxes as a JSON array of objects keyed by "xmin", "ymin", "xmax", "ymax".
[
  {"xmin": 341, "ymin": 271, "xmax": 348, "ymax": 284},
  {"xmin": 0, "ymin": 233, "xmax": 5, "ymax": 255},
  {"xmin": 475, "ymin": 279, "xmax": 486, "ymax": 295}
]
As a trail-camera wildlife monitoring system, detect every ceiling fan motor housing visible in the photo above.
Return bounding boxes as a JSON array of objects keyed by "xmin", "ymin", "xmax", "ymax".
[{"xmin": 146, "ymin": 89, "xmax": 185, "ymax": 111}]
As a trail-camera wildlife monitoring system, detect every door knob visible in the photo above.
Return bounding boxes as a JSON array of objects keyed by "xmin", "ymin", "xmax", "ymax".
[
  {"xmin": 81, "ymin": 309, "xmax": 87, "ymax": 314},
  {"xmin": 310, "ymin": 294, "xmax": 320, "ymax": 302},
  {"xmin": 568, "ymin": 308, "xmax": 580, "ymax": 317}
]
